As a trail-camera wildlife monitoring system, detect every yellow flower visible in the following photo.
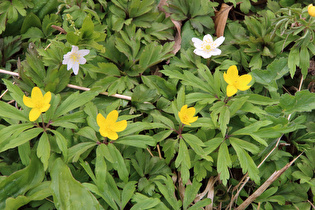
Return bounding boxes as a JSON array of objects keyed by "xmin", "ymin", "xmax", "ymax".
[
  {"xmin": 97, "ymin": 110, "xmax": 127, "ymax": 140},
  {"xmin": 308, "ymin": 4, "xmax": 315, "ymax": 17},
  {"xmin": 23, "ymin": 87, "xmax": 51, "ymax": 121},
  {"xmin": 223, "ymin": 65, "xmax": 252, "ymax": 97},
  {"xmin": 178, "ymin": 105, "xmax": 198, "ymax": 126}
]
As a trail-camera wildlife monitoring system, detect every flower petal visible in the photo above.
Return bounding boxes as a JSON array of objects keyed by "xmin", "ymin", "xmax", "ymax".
[
  {"xmin": 113, "ymin": 120, "xmax": 127, "ymax": 132},
  {"xmin": 23, "ymin": 95, "xmax": 34, "ymax": 108},
  {"xmin": 72, "ymin": 63, "xmax": 80, "ymax": 75},
  {"xmin": 224, "ymin": 65, "xmax": 239, "ymax": 85},
  {"xmin": 43, "ymin": 91, "xmax": 52, "ymax": 105},
  {"xmin": 29, "ymin": 108, "xmax": 41, "ymax": 121},
  {"xmin": 186, "ymin": 107, "xmax": 196, "ymax": 118},
  {"xmin": 40, "ymin": 104, "xmax": 51, "ymax": 112},
  {"xmin": 97, "ymin": 113, "xmax": 106, "ymax": 128},
  {"xmin": 107, "ymin": 130, "xmax": 118, "ymax": 140},
  {"xmin": 78, "ymin": 57, "xmax": 87, "ymax": 65},
  {"xmin": 203, "ymin": 34, "xmax": 213, "ymax": 42},
  {"xmin": 189, "ymin": 116, "xmax": 198, "ymax": 124},
  {"xmin": 31, "ymin": 87, "xmax": 43, "ymax": 101},
  {"xmin": 192, "ymin": 38, "xmax": 203, "ymax": 49},
  {"xmin": 214, "ymin": 36, "xmax": 225, "ymax": 47},
  {"xmin": 106, "ymin": 110, "xmax": 119, "ymax": 124},
  {"xmin": 71, "ymin": 45, "xmax": 79, "ymax": 52},
  {"xmin": 99, "ymin": 127, "xmax": 108, "ymax": 138},
  {"xmin": 226, "ymin": 84, "xmax": 238, "ymax": 97},
  {"xmin": 193, "ymin": 49, "xmax": 212, "ymax": 58},
  {"xmin": 78, "ymin": 49, "xmax": 90, "ymax": 57},
  {"xmin": 236, "ymin": 74, "xmax": 252, "ymax": 91},
  {"xmin": 208, "ymin": 48, "xmax": 221, "ymax": 56}
]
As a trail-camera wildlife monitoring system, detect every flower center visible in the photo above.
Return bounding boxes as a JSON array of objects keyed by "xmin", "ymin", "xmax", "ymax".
[
  {"xmin": 34, "ymin": 100, "xmax": 44, "ymax": 109},
  {"xmin": 70, "ymin": 53, "xmax": 79, "ymax": 63},
  {"xmin": 201, "ymin": 40, "xmax": 215, "ymax": 52}
]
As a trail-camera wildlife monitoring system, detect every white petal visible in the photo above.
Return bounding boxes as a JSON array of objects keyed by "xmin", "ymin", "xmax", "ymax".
[
  {"xmin": 203, "ymin": 34, "xmax": 213, "ymax": 42},
  {"xmin": 78, "ymin": 57, "xmax": 87, "ymax": 64},
  {"xmin": 214, "ymin": 36, "xmax": 225, "ymax": 47},
  {"xmin": 194, "ymin": 49, "xmax": 212, "ymax": 58},
  {"xmin": 72, "ymin": 63, "xmax": 79, "ymax": 75},
  {"xmin": 67, "ymin": 61, "xmax": 74, "ymax": 70},
  {"xmin": 78, "ymin": 49, "xmax": 90, "ymax": 56},
  {"xmin": 62, "ymin": 58, "xmax": 69, "ymax": 65},
  {"xmin": 71, "ymin": 45, "xmax": 79, "ymax": 52},
  {"xmin": 208, "ymin": 48, "xmax": 222, "ymax": 56},
  {"xmin": 192, "ymin": 38, "xmax": 203, "ymax": 49}
]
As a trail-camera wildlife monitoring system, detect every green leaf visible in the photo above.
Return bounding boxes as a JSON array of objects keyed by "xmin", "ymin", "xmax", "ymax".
[
  {"xmin": 288, "ymin": 46, "xmax": 299, "ymax": 78},
  {"xmin": 54, "ymin": 91, "xmax": 98, "ymax": 118},
  {"xmin": 0, "ymin": 128, "xmax": 43, "ymax": 153},
  {"xmin": 219, "ymin": 105, "xmax": 230, "ymax": 137},
  {"xmin": 107, "ymin": 144, "xmax": 129, "ymax": 182},
  {"xmin": 245, "ymin": 94, "xmax": 278, "ymax": 105},
  {"xmin": 95, "ymin": 144, "xmax": 107, "ymax": 187},
  {"xmin": 68, "ymin": 142, "xmax": 96, "ymax": 162},
  {"xmin": 77, "ymin": 126, "xmax": 98, "ymax": 142},
  {"xmin": 217, "ymin": 142, "xmax": 231, "ymax": 185},
  {"xmin": 182, "ymin": 134, "xmax": 212, "ymax": 162},
  {"xmin": 300, "ymin": 47, "xmax": 310, "ymax": 77},
  {"xmin": 175, "ymin": 139, "xmax": 191, "ymax": 184},
  {"xmin": 153, "ymin": 176, "xmax": 181, "ymax": 210},
  {"xmin": 121, "ymin": 181, "xmax": 137, "ymax": 209},
  {"xmin": 230, "ymin": 139, "xmax": 260, "ymax": 184},
  {"xmin": 0, "ymin": 101, "xmax": 28, "ymax": 121},
  {"xmin": 131, "ymin": 193, "xmax": 162, "ymax": 209},
  {"xmin": 50, "ymin": 158, "xmax": 104, "ymax": 210},
  {"xmin": 279, "ymin": 90, "xmax": 315, "ymax": 114},
  {"xmin": 183, "ymin": 180, "xmax": 202, "ymax": 210},
  {"xmin": 0, "ymin": 155, "xmax": 44, "ymax": 209},
  {"xmin": 20, "ymin": 12, "xmax": 41, "ymax": 34},
  {"xmin": 36, "ymin": 132, "xmax": 50, "ymax": 171},
  {"xmin": 115, "ymin": 135, "xmax": 156, "ymax": 148}
]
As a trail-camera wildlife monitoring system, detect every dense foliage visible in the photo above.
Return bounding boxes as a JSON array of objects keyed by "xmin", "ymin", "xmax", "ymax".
[{"xmin": 1, "ymin": 0, "xmax": 315, "ymax": 209}]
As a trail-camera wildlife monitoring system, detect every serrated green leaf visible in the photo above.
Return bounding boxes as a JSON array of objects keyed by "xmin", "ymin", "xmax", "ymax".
[
  {"xmin": 217, "ymin": 142, "xmax": 231, "ymax": 185},
  {"xmin": 279, "ymin": 90, "xmax": 315, "ymax": 114},
  {"xmin": 230, "ymin": 139, "xmax": 260, "ymax": 184}
]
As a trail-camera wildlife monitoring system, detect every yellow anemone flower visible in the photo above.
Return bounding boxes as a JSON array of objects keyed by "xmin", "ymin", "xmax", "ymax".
[
  {"xmin": 308, "ymin": 4, "xmax": 315, "ymax": 17},
  {"xmin": 178, "ymin": 105, "xmax": 198, "ymax": 126},
  {"xmin": 97, "ymin": 110, "xmax": 127, "ymax": 140},
  {"xmin": 223, "ymin": 65, "xmax": 252, "ymax": 97},
  {"xmin": 23, "ymin": 87, "xmax": 51, "ymax": 121}
]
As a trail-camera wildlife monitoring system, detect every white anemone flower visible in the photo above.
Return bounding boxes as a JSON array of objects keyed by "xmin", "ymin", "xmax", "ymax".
[
  {"xmin": 62, "ymin": 45, "xmax": 90, "ymax": 75},
  {"xmin": 192, "ymin": 34, "xmax": 225, "ymax": 59}
]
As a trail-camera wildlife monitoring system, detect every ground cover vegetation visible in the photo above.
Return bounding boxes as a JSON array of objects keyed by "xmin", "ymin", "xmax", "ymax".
[{"xmin": 0, "ymin": 0, "xmax": 315, "ymax": 209}]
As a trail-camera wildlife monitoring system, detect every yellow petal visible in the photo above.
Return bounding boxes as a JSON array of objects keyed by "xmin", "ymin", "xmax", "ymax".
[
  {"xmin": 99, "ymin": 127, "xmax": 108, "ymax": 138},
  {"xmin": 224, "ymin": 65, "xmax": 239, "ymax": 85},
  {"xmin": 107, "ymin": 130, "xmax": 118, "ymax": 140},
  {"xmin": 179, "ymin": 105, "xmax": 188, "ymax": 113},
  {"xmin": 106, "ymin": 110, "xmax": 118, "ymax": 124},
  {"xmin": 189, "ymin": 116, "xmax": 198, "ymax": 124},
  {"xmin": 43, "ymin": 91, "xmax": 52, "ymax": 105},
  {"xmin": 236, "ymin": 74, "xmax": 252, "ymax": 91},
  {"xmin": 23, "ymin": 95, "xmax": 34, "ymax": 108},
  {"xmin": 186, "ymin": 107, "xmax": 196, "ymax": 118},
  {"xmin": 114, "ymin": 120, "xmax": 127, "ymax": 132},
  {"xmin": 308, "ymin": 4, "xmax": 315, "ymax": 17},
  {"xmin": 40, "ymin": 104, "xmax": 51, "ymax": 112},
  {"xmin": 29, "ymin": 108, "xmax": 41, "ymax": 121},
  {"xmin": 97, "ymin": 113, "xmax": 106, "ymax": 128},
  {"xmin": 31, "ymin": 87, "xmax": 44, "ymax": 101},
  {"xmin": 226, "ymin": 84, "xmax": 238, "ymax": 97}
]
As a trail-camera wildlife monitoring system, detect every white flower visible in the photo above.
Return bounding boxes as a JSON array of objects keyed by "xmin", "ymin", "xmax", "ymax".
[
  {"xmin": 192, "ymin": 34, "xmax": 225, "ymax": 59},
  {"xmin": 62, "ymin": 45, "xmax": 90, "ymax": 75}
]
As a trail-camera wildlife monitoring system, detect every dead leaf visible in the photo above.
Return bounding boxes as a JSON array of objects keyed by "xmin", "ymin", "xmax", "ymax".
[{"xmin": 214, "ymin": 3, "xmax": 233, "ymax": 37}]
